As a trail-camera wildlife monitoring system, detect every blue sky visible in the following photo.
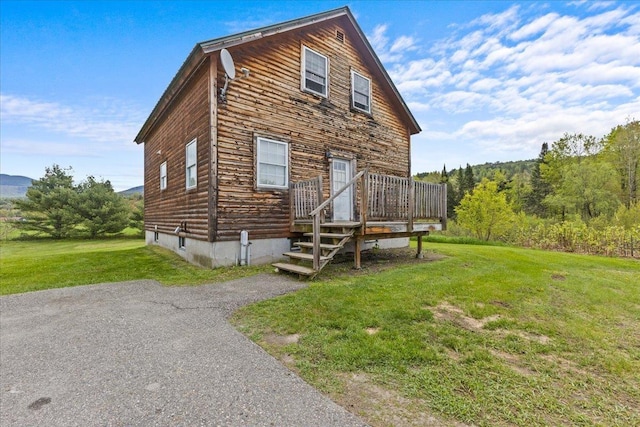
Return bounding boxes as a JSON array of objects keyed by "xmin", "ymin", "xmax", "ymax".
[{"xmin": 1, "ymin": 1, "xmax": 639, "ymax": 191}]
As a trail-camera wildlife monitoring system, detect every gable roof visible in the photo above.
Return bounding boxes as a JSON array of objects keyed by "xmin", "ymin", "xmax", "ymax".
[{"xmin": 134, "ymin": 6, "xmax": 420, "ymax": 144}]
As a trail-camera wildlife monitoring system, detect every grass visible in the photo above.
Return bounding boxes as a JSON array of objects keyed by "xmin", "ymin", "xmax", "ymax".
[
  {"xmin": 231, "ymin": 243, "xmax": 640, "ymax": 426},
  {"xmin": 0, "ymin": 238, "xmax": 269, "ymax": 295}
]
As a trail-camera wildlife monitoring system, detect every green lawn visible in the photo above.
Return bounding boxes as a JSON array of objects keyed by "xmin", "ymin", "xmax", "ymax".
[
  {"xmin": 231, "ymin": 243, "xmax": 640, "ymax": 426},
  {"xmin": 0, "ymin": 238, "xmax": 268, "ymax": 295}
]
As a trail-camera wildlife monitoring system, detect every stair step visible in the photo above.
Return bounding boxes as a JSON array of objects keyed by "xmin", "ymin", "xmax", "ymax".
[
  {"xmin": 284, "ymin": 252, "xmax": 331, "ymax": 262},
  {"xmin": 273, "ymin": 262, "xmax": 317, "ymax": 276},
  {"xmin": 294, "ymin": 242, "xmax": 342, "ymax": 250},
  {"xmin": 303, "ymin": 232, "xmax": 353, "ymax": 239}
]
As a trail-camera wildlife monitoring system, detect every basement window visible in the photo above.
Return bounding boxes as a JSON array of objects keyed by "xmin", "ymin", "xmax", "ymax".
[
  {"xmin": 351, "ymin": 71, "xmax": 371, "ymax": 114},
  {"xmin": 302, "ymin": 46, "xmax": 328, "ymax": 97},
  {"xmin": 185, "ymin": 138, "xmax": 197, "ymax": 190},
  {"xmin": 256, "ymin": 137, "xmax": 289, "ymax": 189},
  {"xmin": 178, "ymin": 235, "xmax": 186, "ymax": 250}
]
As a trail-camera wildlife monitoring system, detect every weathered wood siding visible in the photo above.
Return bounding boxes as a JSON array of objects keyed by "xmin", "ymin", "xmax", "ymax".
[
  {"xmin": 214, "ymin": 16, "xmax": 412, "ymax": 241},
  {"xmin": 143, "ymin": 62, "xmax": 211, "ymax": 240}
]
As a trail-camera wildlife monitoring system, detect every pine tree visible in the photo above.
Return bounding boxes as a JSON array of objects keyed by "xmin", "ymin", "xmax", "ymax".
[
  {"xmin": 526, "ymin": 143, "xmax": 552, "ymax": 216},
  {"xmin": 463, "ymin": 163, "xmax": 475, "ymax": 194}
]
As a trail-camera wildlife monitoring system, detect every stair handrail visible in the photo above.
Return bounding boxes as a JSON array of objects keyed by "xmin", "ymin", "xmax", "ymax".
[{"xmin": 309, "ymin": 168, "xmax": 367, "ymax": 270}]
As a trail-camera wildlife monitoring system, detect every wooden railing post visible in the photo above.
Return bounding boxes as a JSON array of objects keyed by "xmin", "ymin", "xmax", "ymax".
[
  {"xmin": 408, "ymin": 178, "xmax": 415, "ymax": 233},
  {"xmin": 317, "ymin": 175, "xmax": 324, "ymax": 223},
  {"xmin": 313, "ymin": 213, "xmax": 321, "ymax": 271},
  {"xmin": 361, "ymin": 170, "xmax": 368, "ymax": 234},
  {"xmin": 441, "ymin": 182, "xmax": 448, "ymax": 230},
  {"xmin": 289, "ymin": 181, "xmax": 295, "ymax": 231}
]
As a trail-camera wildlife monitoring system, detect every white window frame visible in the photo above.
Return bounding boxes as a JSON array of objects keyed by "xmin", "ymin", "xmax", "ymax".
[
  {"xmin": 351, "ymin": 70, "xmax": 371, "ymax": 114},
  {"xmin": 185, "ymin": 139, "xmax": 197, "ymax": 190},
  {"xmin": 160, "ymin": 161, "xmax": 167, "ymax": 190},
  {"xmin": 256, "ymin": 137, "xmax": 289, "ymax": 190},
  {"xmin": 301, "ymin": 46, "xmax": 329, "ymax": 98}
]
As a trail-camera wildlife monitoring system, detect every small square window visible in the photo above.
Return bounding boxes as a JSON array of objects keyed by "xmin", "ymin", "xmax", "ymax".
[
  {"xmin": 351, "ymin": 71, "xmax": 371, "ymax": 114},
  {"xmin": 160, "ymin": 161, "xmax": 167, "ymax": 190},
  {"xmin": 185, "ymin": 139, "xmax": 197, "ymax": 189},
  {"xmin": 257, "ymin": 137, "xmax": 288, "ymax": 189},
  {"xmin": 302, "ymin": 46, "xmax": 328, "ymax": 97}
]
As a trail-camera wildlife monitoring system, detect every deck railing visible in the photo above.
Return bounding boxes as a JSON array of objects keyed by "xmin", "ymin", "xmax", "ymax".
[
  {"xmin": 291, "ymin": 170, "xmax": 447, "ymax": 229},
  {"xmin": 290, "ymin": 175, "xmax": 323, "ymax": 221}
]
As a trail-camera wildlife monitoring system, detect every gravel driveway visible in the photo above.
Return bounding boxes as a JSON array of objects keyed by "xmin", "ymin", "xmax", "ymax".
[{"xmin": 0, "ymin": 275, "xmax": 367, "ymax": 426}]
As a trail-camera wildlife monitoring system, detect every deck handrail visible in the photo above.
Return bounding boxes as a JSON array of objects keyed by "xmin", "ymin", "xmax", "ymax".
[
  {"xmin": 290, "ymin": 175, "xmax": 323, "ymax": 222},
  {"xmin": 309, "ymin": 168, "xmax": 367, "ymax": 270}
]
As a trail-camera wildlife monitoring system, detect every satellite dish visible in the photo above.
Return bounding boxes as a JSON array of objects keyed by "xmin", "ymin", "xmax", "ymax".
[{"xmin": 220, "ymin": 48, "xmax": 236, "ymax": 79}]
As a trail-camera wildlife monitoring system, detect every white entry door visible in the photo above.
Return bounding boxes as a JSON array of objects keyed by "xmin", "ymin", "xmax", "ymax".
[{"xmin": 331, "ymin": 159, "xmax": 353, "ymax": 221}]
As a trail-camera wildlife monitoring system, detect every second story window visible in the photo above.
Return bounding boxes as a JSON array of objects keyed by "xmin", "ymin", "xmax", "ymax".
[
  {"xmin": 302, "ymin": 46, "xmax": 328, "ymax": 97},
  {"xmin": 160, "ymin": 161, "xmax": 167, "ymax": 190},
  {"xmin": 351, "ymin": 71, "xmax": 371, "ymax": 114},
  {"xmin": 185, "ymin": 138, "xmax": 197, "ymax": 189}
]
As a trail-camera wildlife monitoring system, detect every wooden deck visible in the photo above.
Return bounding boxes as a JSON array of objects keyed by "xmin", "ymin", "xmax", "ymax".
[{"xmin": 275, "ymin": 170, "xmax": 447, "ymax": 278}]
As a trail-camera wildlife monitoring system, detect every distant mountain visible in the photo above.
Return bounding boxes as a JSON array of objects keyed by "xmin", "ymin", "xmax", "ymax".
[
  {"xmin": 0, "ymin": 174, "xmax": 34, "ymax": 198},
  {"xmin": 118, "ymin": 185, "xmax": 144, "ymax": 196},
  {"xmin": 0, "ymin": 174, "xmax": 143, "ymax": 198}
]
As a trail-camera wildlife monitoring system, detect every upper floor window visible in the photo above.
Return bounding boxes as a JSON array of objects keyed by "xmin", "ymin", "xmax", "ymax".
[
  {"xmin": 185, "ymin": 139, "xmax": 197, "ymax": 189},
  {"xmin": 302, "ymin": 46, "xmax": 328, "ymax": 97},
  {"xmin": 160, "ymin": 161, "xmax": 167, "ymax": 190},
  {"xmin": 351, "ymin": 71, "xmax": 371, "ymax": 114},
  {"xmin": 256, "ymin": 137, "xmax": 288, "ymax": 189}
]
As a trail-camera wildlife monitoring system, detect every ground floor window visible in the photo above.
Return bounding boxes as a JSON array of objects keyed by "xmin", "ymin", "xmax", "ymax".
[{"xmin": 256, "ymin": 137, "xmax": 288, "ymax": 189}]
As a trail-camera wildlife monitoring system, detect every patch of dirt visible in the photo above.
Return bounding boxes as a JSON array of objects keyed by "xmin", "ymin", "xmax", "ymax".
[
  {"xmin": 551, "ymin": 274, "xmax": 566, "ymax": 281},
  {"xmin": 489, "ymin": 350, "xmax": 536, "ymax": 377},
  {"xmin": 262, "ymin": 333, "xmax": 300, "ymax": 346},
  {"xmin": 327, "ymin": 247, "xmax": 446, "ymax": 276},
  {"xmin": 336, "ymin": 372, "xmax": 469, "ymax": 427},
  {"xmin": 365, "ymin": 327, "xmax": 380, "ymax": 335},
  {"xmin": 492, "ymin": 329, "xmax": 551, "ymax": 345},
  {"xmin": 432, "ymin": 302, "xmax": 501, "ymax": 331},
  {"xmin": 431, "ymin": 303, "xmax": 552, "ymax": 345},
  {"xmin": 491, "ymin": 300, "xmax": 511, "ymax": 308},
  {"xmin": 540, "ymin": 354, "xmax": 591, "ymax": 377}
]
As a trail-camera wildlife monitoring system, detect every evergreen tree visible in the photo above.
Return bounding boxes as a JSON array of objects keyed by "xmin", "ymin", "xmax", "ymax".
[
  {"xmin": 15, "ymin": 165, "xmax": 80, "ymax": 238},
  {"xmin": 456, "ymin": 166, "xmax": 465, "ymax": 205},
  {"xmin": 438, "ymin": 165, "xmax": 457, "ymax": 219},
  {"xmin": 76, "ymin": 176, "xmax": 130, "ymax": 238},
  {"xmin": 526, "ymin": 143, "xmax": 553, "ymax": 216},
  {"xmin": 463, "ymin": 163, "xmax": 475, "ymax": 194}
]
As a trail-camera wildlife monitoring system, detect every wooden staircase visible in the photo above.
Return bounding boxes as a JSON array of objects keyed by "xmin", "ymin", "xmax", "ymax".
[{"xmin": 273, "ymin": 223, "xmax": 359, "ymax": 278}]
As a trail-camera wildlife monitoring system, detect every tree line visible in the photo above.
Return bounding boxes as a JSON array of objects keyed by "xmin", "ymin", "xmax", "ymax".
[
  {"xmin": 421, "ymin": 119, "xmax": 640, "ymax": 255},
  {"xmin": 10, "ymin": 165, "xmax": 143, "ymax": 239}
]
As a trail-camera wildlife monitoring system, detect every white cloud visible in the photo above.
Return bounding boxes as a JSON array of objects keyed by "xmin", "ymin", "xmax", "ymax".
[
  {"xmin": 0, "ymin": 94, "xmax": 144, "ymax": 145},
  {"xmin": 387, "ymin": 3, "xmax": 640, "ymax": 172},
  {"xmin": 367, "ymin": 24, "xmax": 417, "ymax": 63}
]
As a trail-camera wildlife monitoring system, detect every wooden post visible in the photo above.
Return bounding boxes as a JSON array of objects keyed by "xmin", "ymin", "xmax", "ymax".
[
  {"xmin": 354, "ymin": 237, "xmax": 362, "ymax": 269},
  {"xmin": 289, "ymin": 181, "xmax": 295, "ymax": 232},
  {"xmin": 408, "ymin": 178, "xmax": 415, "ymax": 233},
  {"xmin": 317, "ymin": 175, "xmax": 324, "ymax": 224},
  {"xmin": 313, "ymin": 213, "xmax": 321, "ymax": 271},
  {"xmin": 416, "ymin": 233, "xmax": 424, "ymax": 259},
  {"xmin": 361, "ymin": 170, "xmax": 368, "ymax": 234}
]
